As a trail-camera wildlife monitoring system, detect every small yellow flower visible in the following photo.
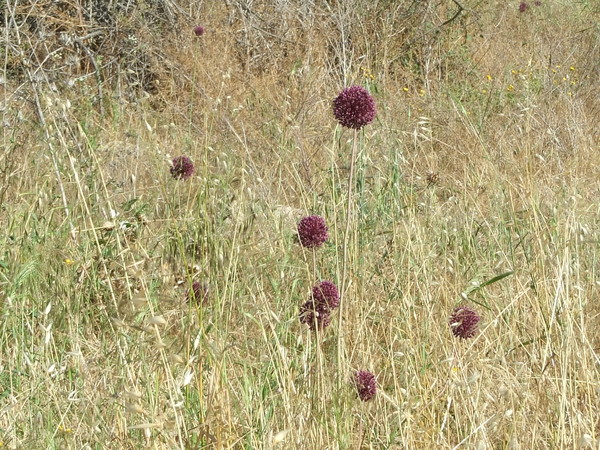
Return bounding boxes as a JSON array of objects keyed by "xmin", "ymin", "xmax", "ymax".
[
  {"xmin": 511, "ymin": 69, "xmax": 518, "ymax": 75},
  {"xmin": 507, "ymin": 84, "xmax": 514, "ymax": 91},
  {"xmin": 486, "ymin": 74, "xmax": 492, "ymax": 81},
  {"xmin": 403, "ymin": 87, "xmax": 409, "ymax": 92},
  {"xmin": 481, "ymin": 89, "xmax": 488, "ymax": 94},
  {"xmin": 569, "ymin": 66, "xmax": 575, "ymax": 71},
  {"xmin": 64, "ymin": 259, "xmax": 75, "ymax": 265},
  {"xmin": 419, "ymin": 89, "xmax": 425, "ymax": 96},
  {"xmin": 361, "ymin": 67, "xmax": 376, "ymax": 80}
]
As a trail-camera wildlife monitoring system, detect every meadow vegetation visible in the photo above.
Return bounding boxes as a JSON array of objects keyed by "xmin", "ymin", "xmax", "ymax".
[{"xmin": 0, "ymin": 0, "xmax": 599, "ymax": 448}]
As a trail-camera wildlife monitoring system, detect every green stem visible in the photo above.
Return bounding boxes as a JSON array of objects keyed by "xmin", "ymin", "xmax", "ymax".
[{"xmin": 338, "ymin": 127, "xmax": 359, "ymax": 380}]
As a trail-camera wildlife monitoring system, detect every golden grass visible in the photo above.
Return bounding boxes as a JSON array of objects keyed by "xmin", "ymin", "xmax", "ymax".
[{"xmin": 0, "ymin": 0, "xmax": 599, "ymax": 448}]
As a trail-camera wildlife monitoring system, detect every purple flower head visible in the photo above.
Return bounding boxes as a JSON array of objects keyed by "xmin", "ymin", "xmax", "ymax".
[
  {"xmin": 312, "ymin": 281, "xmax": 340, "ymax": 310},
  {"xmin": 299, "ymin": 300, "xmax": 331, "ymax": 331},
  {"xmin": 333, "ymin": 85, "xmax": 376, "ymax": 129},
  {"xmin": 519, "ymin": 2, "xmax": 528, "ymax": 12},
  {"xmin": 297, "ymin": 215, "xmax": 329, "ymax": 248},
  {"xmin": 187, "ymin": 281, "xmax": 209, "ymax": 305},
  {"xmin": 170, "ymin": 156, "xmax": 195, "ymax": 180},
  {"xmin": 194, "ymin": 26, "xmax": 205, "ymax": 37},
  {"xmin": 354, "ymin": 370, "xmax": 377, "ymax": 401},
  {"xmin": 449, "ymin": 306, "xmax": 481, "ymax": 339}
]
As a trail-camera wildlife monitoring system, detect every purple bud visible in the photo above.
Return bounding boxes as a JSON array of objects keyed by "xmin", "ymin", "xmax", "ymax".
[
  {"xmin": 299, "ymin": 301, "xmax": 331, "ymax": 331},
  {"xmin": 194, "ymin": 26, "xmax": 205, "ymax": 37},
  {"xmin": 449, "ymin": 306, "xmax": 481, "ymax": 339},
  {"xmin": 312, "ymin": 281, "xmax": 340, "ymax": 310},
  {"xmin": 170, "ymin": 156, "xmax": 195, "ymax": 180},
  {"xmin": 333, "ymin": 86, "xmax": 376, "ymax": 129},
  {"xmin": 297, "ymin": 215, "xmax": 329, "ymax": 248},
  {"xmin": 354, "ymin": 370, "xmax": 377, "ymax": 401},
  {"xmin": 187, "ymin": 281, "xmax": 209, "ymax": 305}
]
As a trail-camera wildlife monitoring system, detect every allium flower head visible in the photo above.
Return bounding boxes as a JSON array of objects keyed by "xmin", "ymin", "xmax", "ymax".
[
  {"xmin": 354, "ymin": 370, "xmax": 377, "ymax": 401},
  {"xmin": 187, "ymin": 281, "xmax": 209, "ymax": 305},
  {"xmin": 312, "ymin": 281, "xmax": 340, "ymax": 310},
  {"xmin": 299, "ymin": 301, "xmax": 331, "ymax": 330},
  {"xmin": 193, "ymin": 26, "xmax": 205, "ymax": 36},
  {"xmin": 297, "ymin": 215, "xmax": 329, "ymax": 248},
  {"xmin": 519, "ymin": 2, "xmax": 528, "ymax": 12},
  {"xmin": 449, "ymin": 306, "xmax": 481, "ymax": 339},
  {"xmin": 170, "ymin": 155, "xmax": 195, "ymax": 180},
  {"xmin": 332, "ymin": 85, "xmax": 376, "ymax": 129}
]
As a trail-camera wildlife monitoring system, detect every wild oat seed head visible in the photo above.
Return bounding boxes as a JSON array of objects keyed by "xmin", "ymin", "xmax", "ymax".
[
  {"xmin": 312, "ymin": 280, "xmax": 340, "ymax": 310},
  {"xmin": 299, "ymin": 301, "xmax": 331, "ymax": 331},
  {"xmin": 170, "ymin": 155, "xmax": 195, "ymax": 180},
  {"xmin": 355, "ymin": 370, "xmax": 377, "ymax": 401},
  {"xmin": 332, "ymin": 85, "xmax": 376, "ymax": 129},
  {"xmin": 297, "ymin": 215, "xmax": 329, "ymax": 248},
  {"xmin": 194, "ymin": 26, "xmax": 205, "ymax": 36},
  {"xmin": 449, "ymin": 306, "xmax": 481, "ymax": 339}
]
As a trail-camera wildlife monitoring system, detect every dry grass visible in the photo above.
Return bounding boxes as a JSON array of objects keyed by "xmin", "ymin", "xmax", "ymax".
[{"xmin": 1, "ymin": 0, "xmax": 599, "ymax": 448}]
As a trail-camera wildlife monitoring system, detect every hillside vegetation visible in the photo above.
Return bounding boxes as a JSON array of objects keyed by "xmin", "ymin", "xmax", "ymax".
[{"xmin": 1, "ymin": 0, "xmax": 599, "ymax": 448}]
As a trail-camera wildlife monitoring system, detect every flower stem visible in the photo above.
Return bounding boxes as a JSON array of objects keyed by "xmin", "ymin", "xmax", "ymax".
[{"xmin": 338, "ymin": 127, "xmax": 359, "ymax": 379}]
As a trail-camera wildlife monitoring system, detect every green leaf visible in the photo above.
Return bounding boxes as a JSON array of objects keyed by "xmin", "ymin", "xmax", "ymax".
[{"xmin": 476, "ymin": 271, "xmax": 514, "ymax": 290}]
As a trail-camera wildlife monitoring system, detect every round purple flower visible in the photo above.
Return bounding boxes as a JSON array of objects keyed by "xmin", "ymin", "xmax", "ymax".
[
  {"xmin": 170, "ymin": 155, "xmax": 195, "ymax": 180},
  {"xmin": 297, "ymin": 215, "xmax": 329, "ymax": 248},
  {"xmin": 354, "ymin": 370, "xmax": 377, "ymax": 401},
  {"xmin": 449, "ymin": 306, "xmax": 481, "ymax": 339},
  {"xmin": 187, "ymin": 281, "xmax": 209, "ymax": 305},
  {"xmin": 518, "ymin": 2, "xmax": 528, "ymax": 12},
  {"xmin": 312, "ymin": 281, "xmax": 340, "ymax": 310},
  {"xmin": 193, "ymin": 26, "xmax": 205, "ymax": 36},
  {"xmin": 299, "ymin": 301, "xmax": 331, "ymax": 331},
  {"xmin": 332, "ymin": 85, "xmax": 376, "ymax": 129}
]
